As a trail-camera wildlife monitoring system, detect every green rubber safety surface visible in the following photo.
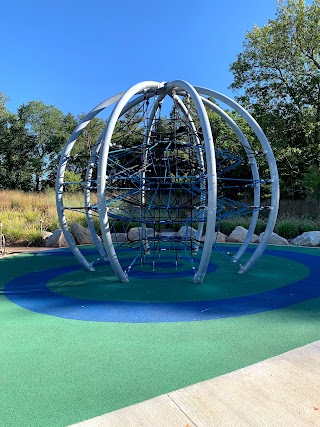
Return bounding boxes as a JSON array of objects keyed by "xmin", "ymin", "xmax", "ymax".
[
  {"xmin": 48, "ymin": 250, "xmax": 309, "ymax": 302},
  {"xmin": 0, "ymin": 245, "xmax": 319, "ymax": 427}
]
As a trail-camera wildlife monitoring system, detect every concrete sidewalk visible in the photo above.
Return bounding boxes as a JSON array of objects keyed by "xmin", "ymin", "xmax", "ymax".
[{"xmin": 69, "ymin": 341, "xmax": 320, "ymax": 427}]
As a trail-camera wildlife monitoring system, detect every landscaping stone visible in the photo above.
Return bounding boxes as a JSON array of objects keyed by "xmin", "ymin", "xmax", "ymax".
[
  {"xmin": 258, "ymin": 231, "xmax": 289, "ymax": 245},
  {"xmin": 251, "ymin": 234, "xmax": 260, "ymax": 243},
  {"xmin": 177, "ymin": 226, "xmax": 198, "ymax": 240},
  {"xmin": 291, "ymin": 231, "xmax": 320, "ymax": 247},
  {"xmin": 128, "ymin": 227, "xmax": 157, "ymax": 242},
  {"xmin": 227, "ymin": 226, "xmax": 259, "ymax": 243},
  {"xmin": 111, "ymin": 232, "xmax": 128, "ymax": 242},
  {"xmin": 158, "ymin": 231, "xmax": 178, "ymax": 240},
  {"xmin": 70, "ymin": 223, "xmax": 100, "ymax": 245},
  {"xmin": 41, "ymin": 231, "xmax": 53, "ymax": 245},
  {"xmin": 200, "ymin": 231, "xmax": 227, "ymax": 243},
  {"xmin": 41, "ymin": 231, "xmax": 53, "ymax": 241},
  {"xmin": 45, "ymin": 229, "xmax": 68, "ymax": 248}
]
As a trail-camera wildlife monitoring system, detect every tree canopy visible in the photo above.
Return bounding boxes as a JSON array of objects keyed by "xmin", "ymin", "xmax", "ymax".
[{"xmin": 230, "ymin": 0, "xmax": 320, "ymax": 198}]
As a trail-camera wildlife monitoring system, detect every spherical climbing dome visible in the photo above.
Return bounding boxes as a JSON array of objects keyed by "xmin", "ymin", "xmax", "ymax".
[{"xmin": 56, "ymin": 80, "xmax": 279, "ymax": 283}]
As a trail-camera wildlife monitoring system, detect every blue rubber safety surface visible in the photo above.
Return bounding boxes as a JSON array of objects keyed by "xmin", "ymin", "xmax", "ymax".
[{"xmin": 3, "ymin": 246, "xmax": 320, "ymax": 323}]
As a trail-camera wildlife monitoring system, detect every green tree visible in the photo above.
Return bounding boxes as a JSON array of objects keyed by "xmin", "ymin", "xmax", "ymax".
[
  {"xmin": 0, "ymin": 92, "xmax": 10, "ymax": 117},
  {"xmin": 0, "ymin": 97, "xmax": 35, "ymax": 191},
  {"xmin": 17, "ymin": 101, "xmax": 67, "ymax": 191},
  {"xmin": 230, "ymin": 0, "xmax": 320, "ymax": 198},
  {"xmin": 67, "ymin": 115, "xmax": 106, "ymax": 178},
  {"xmin": 45, "ymin": 112, "xmax": 78, "ymax": 188},
  {"xmin": 63, "ymin": 170, "xmax": 82, "ymax": 192},
  {"xmin": 111, "ymin": 105, "xmax": 145, "ymax": 148},
  {"xmin": 302, "ymin": 165, "xmax": 320, "ymax": 203}
]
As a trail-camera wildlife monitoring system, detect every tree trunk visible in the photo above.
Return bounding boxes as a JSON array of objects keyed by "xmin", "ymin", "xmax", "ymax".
[{"xmin": 35, "ymin": 174, "xmax": 40, "ymax": 191}]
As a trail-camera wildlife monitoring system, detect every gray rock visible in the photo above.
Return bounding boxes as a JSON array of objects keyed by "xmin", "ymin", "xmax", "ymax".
[
  {"xmin": 227, "ymin": 226, "xmax": 259, "ymax": 243},
  {"xmin": 259, "ymin": 231, "xmax": 289, "ymax": 246},
  {"xmin": 201, "ymin": 231, "xmax": 227, "ymax": 243},
  {"xmin": 45, "ymin": 229, "xmax": 68, "ymax": 248},
  {"xmin": 291, "ymin": 231, "xmax": 320, "ymax": 247},
  {"xmin": 177, "ymin": 226, "xmax": 198, "ymax": 240},
  {"xmin": 127, "ymin": 227, "xmax": 157, "ymax": 242},
  {"xmin": 158, "ymin": 231, "xmax": 178, "ymax": 240},
  {"xmin": 111, "ymin": 232, "xmax": 128, "ymax": 243},
  {"xmin": 70, "ymin": 223, "xmax": 99, "ymax": 245},
  {"xmin": 251, "ymin": 234, "xmax": 260, "ymax": 244},
  {"xmin": 41, "ymin": 231, "xmax": 53, "ymax": 242}
]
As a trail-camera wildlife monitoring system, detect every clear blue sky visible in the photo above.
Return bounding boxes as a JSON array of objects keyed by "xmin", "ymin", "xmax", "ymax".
[{"xmin": 1, "ymin": 0, "xmax": 278, "ymax": 116}]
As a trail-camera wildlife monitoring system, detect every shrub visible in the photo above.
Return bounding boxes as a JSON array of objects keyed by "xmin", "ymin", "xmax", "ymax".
[
  {"xmin": 275, "ymin": 219, "xmax": 300, "ymax": 239},
  {"xmin": 298, "ymin": 220, "xmax": 320, "ymax": 234},
  {"xmin": 25, "ymin": 230, "xmax": 43, "ymax": 246}
]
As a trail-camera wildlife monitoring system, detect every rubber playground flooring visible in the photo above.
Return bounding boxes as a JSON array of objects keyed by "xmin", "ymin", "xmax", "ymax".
[{"xmin": 0, "ymin": 244, "xmax": 320, "ymax": 427}]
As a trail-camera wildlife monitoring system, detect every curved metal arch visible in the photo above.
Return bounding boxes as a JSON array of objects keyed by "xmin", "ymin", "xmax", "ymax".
[
  {"xmin": 59, "ymin": 89, "xmax": 162, "ymax": 270},
  {"xmin": 83, "ymin": 92, "xmax": 164, "ymax": 261},
  {"xmin": 195, "ymin": 86, "xmax": 279, "ymax": 273},
  {"xmin": 84, "ymin": 128, "xmax": 109, "ymax": 261},
  {"xmin": 200, "ymin": 97, "xmax": 261, "ymax": 263},
  {"xmin": 170, "ymin": 93, "xmax": 205, "ymax": 254},
  {"xmin": 169, "ymin": 80, "xmax": 218, "ymax": 284},
  {"xmin": 97, "ymin": 81, "xmax": 164, "ymax": 282},
  {"xmin": 56, "ymin": 92, "xmax": 124, "ymax": 271},
  {"xmin": 140, "ymin": 92, "xmax": 167, "ymax": 252}
]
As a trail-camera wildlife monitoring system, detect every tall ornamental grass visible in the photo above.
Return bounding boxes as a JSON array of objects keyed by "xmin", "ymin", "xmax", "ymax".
[
  {"xmin": 0, "ymin": 190, "xmax": 93, "ymax": 245},
  {"xmin": 0, "ymin": 190, "xmax": 319, "ymax": 245}
]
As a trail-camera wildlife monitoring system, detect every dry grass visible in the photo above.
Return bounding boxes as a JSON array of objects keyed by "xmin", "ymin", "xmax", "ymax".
[
  {"xmin": 0, "ymin": 190, "xmax": 319, "ymax": 245},
  {"xmin": 0, "ymin": 190, "xmax": 90, "ymax": 245}
]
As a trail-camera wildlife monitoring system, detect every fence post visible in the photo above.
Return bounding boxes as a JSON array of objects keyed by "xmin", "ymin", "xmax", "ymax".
[{"xmin": 0, "ymin": 221, "xmax": 4, "ymax": 255}]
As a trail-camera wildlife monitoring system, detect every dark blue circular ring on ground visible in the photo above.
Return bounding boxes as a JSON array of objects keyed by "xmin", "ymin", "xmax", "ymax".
[{"xmin": 4, "ymin": 248, "xmax": 320, "ymax": 323}]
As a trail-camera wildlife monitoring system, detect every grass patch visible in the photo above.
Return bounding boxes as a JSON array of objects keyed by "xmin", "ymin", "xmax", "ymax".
[
  {"xmin": 0, "ymin": 190, "xmax": 88, "ymax": 245},
  {"xmin": 0, "ymin": 190, "xmax": 320, "ymax": 245}
]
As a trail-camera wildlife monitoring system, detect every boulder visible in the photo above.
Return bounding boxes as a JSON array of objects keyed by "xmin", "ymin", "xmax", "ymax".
[
  {"xmin": 291, "ymin": 231, "xmax": 320, "ymax": 247},
  {"xmin": 200, "ymin": 232, "xmax": 227, "ymax": 243},
  {"xmin": 45, "ymin": 229, "xmax": 68, "ymax": 248},
  {"xmin": 127, "ymin": 227, "xmax": 157, "ymax": 242},
  {"xmin": 111, "ymin": 232, "xmax": 128, "ymax": 243},
  {"xmin": 70, "ymin": 223, "xmax": 99, "ymax": 245},
  {"xmin": 227, "ymin": 226, "xmax": 259, "ymax": 243},
  {"xmin": 158, "ymin": 231, "xmax": 178, "ymax": 240},
  {"xmin": 41, "ymin": 231, "xmax": 53, "ymax": 241},
  {"xmin": 177, "ymin": 226, "xmax": 198, "ymax": 240},
  {"xmin": 259, "ymin": 231, "xmax": 289, "ymax": 246},
  {"xmin": 251, "ymin": 234, "xmax": 260, "ymax": 243}
]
